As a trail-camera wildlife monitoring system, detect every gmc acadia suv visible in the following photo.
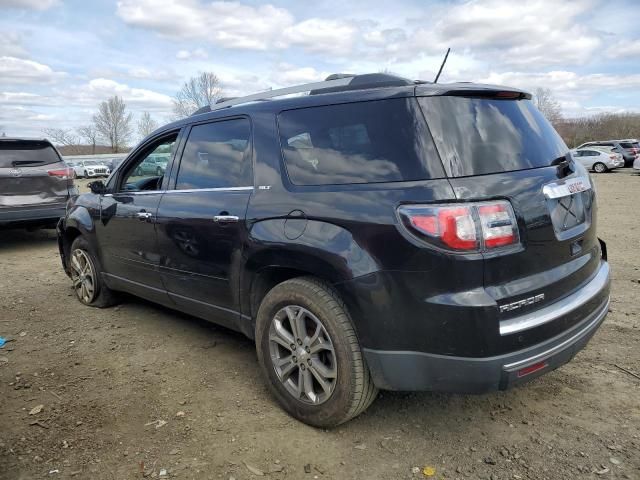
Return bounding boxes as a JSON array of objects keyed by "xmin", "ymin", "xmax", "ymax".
[{"xmin": 56, "ymin": 73, "xmax": 611, "ymax": 427}]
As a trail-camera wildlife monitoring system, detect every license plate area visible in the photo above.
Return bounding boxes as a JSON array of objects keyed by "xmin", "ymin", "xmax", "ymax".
[{"xmin": 543, "ymin": 176, "xmax": 593, "ymax": 240}]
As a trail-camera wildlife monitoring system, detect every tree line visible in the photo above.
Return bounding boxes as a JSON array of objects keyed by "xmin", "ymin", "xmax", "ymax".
[
  {"xmin": 533, "ymin": 87, "xmax": 638, "ymax": 147},
  {"xmin": 44, "ymin": 72, "xmax": 222, "ymax": 154}
]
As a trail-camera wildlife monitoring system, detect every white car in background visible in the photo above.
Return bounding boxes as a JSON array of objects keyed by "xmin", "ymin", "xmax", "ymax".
[
  {"xmin": 65, "ymin": 159, "xmax": 111, "ymax": 178},
  {"xmin": 571, "ymin": 147, "xmax": 624, "ymax": 173}
]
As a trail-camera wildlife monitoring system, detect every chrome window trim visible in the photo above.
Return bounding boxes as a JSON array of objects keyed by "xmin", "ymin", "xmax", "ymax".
[
  {"xmin": 167, "ymin": 186, "xmax": 254, "ymax": 193},
  {"xmin": 103, "ymin": 186, "xmax": 254, "ymax": 197},
  {"xmin": 499, "ymin": 261, "xmax": 610, "ymax": 336}
]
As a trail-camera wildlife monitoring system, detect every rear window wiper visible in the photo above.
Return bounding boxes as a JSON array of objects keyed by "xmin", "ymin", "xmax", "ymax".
[
  {"xmin": 11, "ymin": 160, "xmax": 46, "ymax": 166},
  {"xmin": 550, "ymin": 155, "xmax": 573, "ymax": 178}
]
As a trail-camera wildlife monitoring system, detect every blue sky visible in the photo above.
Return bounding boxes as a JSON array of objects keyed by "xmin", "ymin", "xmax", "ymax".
[{"xmin": 1, "ymin": 0, "xmax": 639, "ymax": 139}]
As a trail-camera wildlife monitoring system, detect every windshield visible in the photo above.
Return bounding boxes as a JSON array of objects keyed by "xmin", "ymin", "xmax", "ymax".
[
  {"xmin": 419, "ymin": 97, "xmax": 569, "ymax": 177},
  {"xmin": 0, "ymin": 142, "xmax": 61, "ymax": 168}
]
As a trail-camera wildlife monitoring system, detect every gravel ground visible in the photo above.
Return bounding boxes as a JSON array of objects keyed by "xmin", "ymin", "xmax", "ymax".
[{"xmin": 1, "ymin": 170, "xmax": 639, "ymax": 480}]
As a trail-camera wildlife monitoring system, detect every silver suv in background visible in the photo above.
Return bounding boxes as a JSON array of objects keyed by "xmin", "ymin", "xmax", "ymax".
[
  {"xmin": 0, "ymin": 138, "xmax": 77, "ymax": 229},
  {"xmin": 65, "ymin": 159, "xmax": 111, "ymax": 178},
  {"xmin": 571, "ymin": 147, "xmax": 624, "ymax": 173},
  {"xmin": 576, "ymin": 140, "xmax": 639, "ymax": 167}
]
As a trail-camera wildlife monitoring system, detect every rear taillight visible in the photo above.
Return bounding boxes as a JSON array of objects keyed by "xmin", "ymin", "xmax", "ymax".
[
  {"xmin": 47, "ymin": 167, "xmax": 74, "ymax": 180},
  {"xmin": 398, "ymin": 200, "xmax": 519, "ymax": 253},
  {"xmin": 610, "ymin": 154, "xmax": 617, "ymax": 160}
]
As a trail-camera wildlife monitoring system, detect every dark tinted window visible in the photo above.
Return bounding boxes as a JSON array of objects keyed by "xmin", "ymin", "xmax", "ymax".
[
  {"xmin": 278, "ymin": 98, "xmax": 443, "ymax": 185},
  {"xmin": 419, "ymin": 97, "xmax": 568, "ymax": 177},
  {"xmin": 0, "ymin": 142, "xmax": 60, "ymax": 168},
  {"xmin": 176, "ymin": 119, "xmax": 252, "ymax": 190},
  {"xmin": 620, "ymin": 142, "xmax": 634, "ymax": 149}
]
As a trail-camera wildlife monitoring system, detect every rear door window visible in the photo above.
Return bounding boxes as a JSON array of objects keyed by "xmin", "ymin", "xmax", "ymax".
[
  {"xmin": 175, "ymin": 118, "xmax": 252, "ymax": 190},
  {"xmin": 0, "ymin": 142, "xmax": 61, "ymax": 168},
  {"xmin": 419, "ymin": 97, "xmax": 569, "ymax": 177},
  {"xmin": 278, "ymin": 98, "xmax": 444, "ymax": 185}
]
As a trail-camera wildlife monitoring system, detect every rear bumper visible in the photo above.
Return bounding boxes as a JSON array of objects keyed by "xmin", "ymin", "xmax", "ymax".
[
  {"xmin": 363, "ymin": 260, "xmax": 610, "ymax": 392},
  {"xmin": 0, "ymin": 203, "xmax": 66, "ymax": 226}
]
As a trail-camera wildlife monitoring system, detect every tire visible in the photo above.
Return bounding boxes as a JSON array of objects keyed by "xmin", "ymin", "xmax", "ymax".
[
  {"xmin": 593, "ymin": 162, "xmax": 607, "ymax": 173},
  {"xmin": 69, "ymin": 236, "xmax": 119, "ymax": 308},
  {"xmin": 255, "ymin": 276, "xmax": 378, "ymax": 427}
]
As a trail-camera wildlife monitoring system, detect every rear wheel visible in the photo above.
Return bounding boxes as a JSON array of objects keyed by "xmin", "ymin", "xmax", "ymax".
[
  {"xmin": 255, "ymin": 277, "xmax": 378, "ymax": 427},
  {"xmin": 593, "ymin": 162, "xmax": 607, "ymax": 173},
  {"xmin": 69, "ymin": 236, "xmax": 118, "ymax": 308}
]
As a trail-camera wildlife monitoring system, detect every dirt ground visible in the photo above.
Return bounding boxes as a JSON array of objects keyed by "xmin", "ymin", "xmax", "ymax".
[{"xmin": 1, "ymin": 171, "xmax": 639, "ymax": 480}]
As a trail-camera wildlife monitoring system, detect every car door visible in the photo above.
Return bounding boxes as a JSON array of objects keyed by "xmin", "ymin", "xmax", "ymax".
[
  {"xmin": 97, "ymin": 131, "xmax": 180, "ymax": 304},
  {"xmin": 155, "ymin": 117, "xmax": 253, "ymax": 331}
]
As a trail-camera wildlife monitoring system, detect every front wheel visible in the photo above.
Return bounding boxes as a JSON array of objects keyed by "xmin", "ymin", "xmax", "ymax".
[
  {"xmin": 593, "ymin": 162, "xmax": 608, "ymax": 173},
  {"xmin": 255, "ymin": 277, "xmax": 378, "ymax": 427},
  {"xmin": 69, "ymin": 236, "xmax": 118, "ymax": 308}
]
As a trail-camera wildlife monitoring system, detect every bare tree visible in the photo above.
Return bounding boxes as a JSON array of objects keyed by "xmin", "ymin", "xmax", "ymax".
[
  {"xmin": 533, "ymin": 87, "xmax": 563, "ymax": 126},
  {"xmin": 93, "ymin": 95, "xmax": 133, "ymax": 153},
  {"xmin": 76, "ymin": 125, "xmax": 99, "ymax": 155},
  {"xmin": 43, "ymin": 128, "xmax": 78, "ymax": 147},
  {"xmin": 172, "ymin": 72, "xmax": 223, "ymax": 119},
  {"xmin": 137, "ymin": 111, "xmax": 159, "ymax": 140},
  {"xmin": 43, "ymin": 128, "xmax": 83, "ymax": 154}
]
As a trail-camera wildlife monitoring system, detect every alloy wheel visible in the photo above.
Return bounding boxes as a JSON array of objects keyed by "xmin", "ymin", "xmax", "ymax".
[
  {"xmin": 70, "ymin": 248, "xmax": 96, "ymax": 304},
  {"xmin": 268, "ymin": 305, "xmax": 337, "ymax": 405}
]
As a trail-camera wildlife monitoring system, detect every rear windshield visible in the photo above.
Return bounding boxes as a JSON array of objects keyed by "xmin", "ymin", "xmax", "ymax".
[
  {"xmin": 419, "ymin": 97, "xmax": 568, "ymax": 177},
  {"xmin": 0, "ymin": 142, "xmax": 61, "ymax": 168},
  {"xmin": 278, "ymin": 98, "xmax": 444, "ymax": 185},
  {"xmin": 620, "ymin": 142, "xmax": 635, "ymax": 149}
]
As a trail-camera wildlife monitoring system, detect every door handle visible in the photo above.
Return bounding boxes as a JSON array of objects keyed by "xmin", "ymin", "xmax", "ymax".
[
  {"xmin": 136, "ymin": 211, "xmax": 153, "ymax": 221},
  {"xmin": 213, "ymin": 215, "xmax": 239, "ymax": 224}
]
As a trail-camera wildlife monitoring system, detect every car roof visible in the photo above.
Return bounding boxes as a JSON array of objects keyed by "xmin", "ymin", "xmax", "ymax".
[
  {"xmin": 151, "ymin": 73, "xmax": 532, "ymax": 137},
  {"xmin": 0, "ymin": 137, "xmax": 54, "ymax": 147}
]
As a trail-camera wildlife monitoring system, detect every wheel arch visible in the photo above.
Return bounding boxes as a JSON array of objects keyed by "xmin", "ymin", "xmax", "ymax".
[{"xmin": 242, "ymin": 252, "xmax": 343, "ymax": 322}]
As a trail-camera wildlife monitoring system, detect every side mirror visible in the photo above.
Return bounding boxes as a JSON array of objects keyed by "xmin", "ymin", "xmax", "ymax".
[{"xmin": 88, "ymin": 180, "xmax": 106, "ymax": 195}]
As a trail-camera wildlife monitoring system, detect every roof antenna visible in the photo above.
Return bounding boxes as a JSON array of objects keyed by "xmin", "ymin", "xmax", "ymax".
[{"xmin": 433, "ymin": 48, "xmax": 451, "ymax": 83}]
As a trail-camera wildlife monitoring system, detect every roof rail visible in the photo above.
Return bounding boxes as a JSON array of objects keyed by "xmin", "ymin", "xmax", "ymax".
[
  {"xmin": 190, "ymin": 73, "xmax": 416, "ymax": 116},
  {"xmin": 201, "ymin": 76, "xmax": 354, "ymax": 114}
]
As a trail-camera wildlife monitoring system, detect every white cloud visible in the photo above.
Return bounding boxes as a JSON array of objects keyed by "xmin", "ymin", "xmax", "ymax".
[
  {"xmin": 0, "ymin": 91, "xmax": 46, "ymax": 106},
  {"xmin": 478, "ymin": 71, "xmax": 640, "ymax": 94},
  {"xmin": 117, "ymin": 0, "xmax": 293, "ymax": 50},
  {"xmin": 176, "ymin": 48, "xmax": 208, "ymax": 60},
  {"xmin": 0, "ymin": 32, "xmax": 27, "ymax": 57},
  {"xmin": 400, "ymin": 0, "xmax": 602, "ymax": 68},
  {"xmin": 283, "ymin": 18, "xmax": 356, "ymax": 55},
  {"xmin": 0, "ymin": 56, "xmax": 66, "ymax": 85},
  {"xmin": 607, "ymin": 39, "xmax": 640, "ymax": 59},
  {"xmin": 0, "ymin": 0, "xmax": 58, "ymax": 10},
  {"xmin": 67, "ymin": 78, "xmax": 173, "ymax": 111},
  {"xmin": 269, "ymin": 64, "xmax": 328, "ymax": 86}
]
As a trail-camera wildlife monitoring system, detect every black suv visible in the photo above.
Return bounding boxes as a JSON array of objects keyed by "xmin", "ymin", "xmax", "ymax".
[{"xmin": 57, "ymin": 74, "xmax": 610, "ymax": 427}]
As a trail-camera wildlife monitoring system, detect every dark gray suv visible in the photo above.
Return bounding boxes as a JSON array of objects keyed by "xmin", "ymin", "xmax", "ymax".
[{"xmin": 0, "ymin": 138, "xmax": 77, "ymax": 228}]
